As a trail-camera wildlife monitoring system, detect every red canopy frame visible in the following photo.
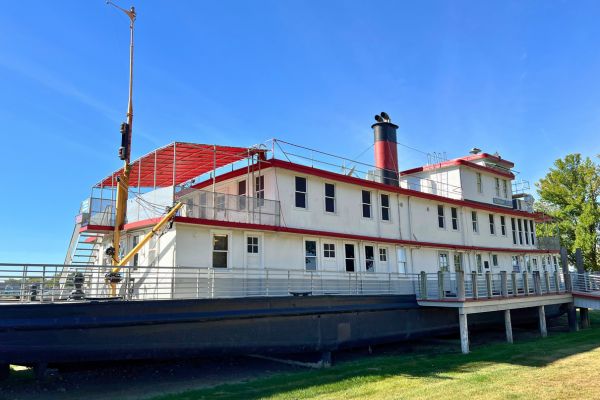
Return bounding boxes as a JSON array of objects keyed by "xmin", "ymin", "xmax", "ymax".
[{"xmin": 95, "ymin": 142, "xmax": 266, "ymax": 188}]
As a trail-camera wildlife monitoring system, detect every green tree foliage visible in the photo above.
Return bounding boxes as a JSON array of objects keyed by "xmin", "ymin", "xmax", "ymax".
[{"xmin": 536, "ymin": 154, "xmax": 600, "ymax": 270}]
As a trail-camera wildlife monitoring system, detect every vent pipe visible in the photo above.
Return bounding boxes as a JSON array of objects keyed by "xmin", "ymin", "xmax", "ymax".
[{"xmin": 372, "ymin": 112, "xmax": 399, "ymax": 186}]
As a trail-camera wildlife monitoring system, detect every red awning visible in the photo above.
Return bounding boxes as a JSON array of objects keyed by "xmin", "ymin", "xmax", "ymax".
[{"xmin": 96, "ymin": 142, "xmax": 265, "ymax": 188}]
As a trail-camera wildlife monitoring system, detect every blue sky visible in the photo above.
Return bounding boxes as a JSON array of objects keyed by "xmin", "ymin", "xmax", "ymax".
[{"xmin": 1, "ymin": 1, "xmax": 599, "ymax": 263}]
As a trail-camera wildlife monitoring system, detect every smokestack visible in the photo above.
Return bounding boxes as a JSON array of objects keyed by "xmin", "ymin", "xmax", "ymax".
[{"xmin": 372, "ymin": 112, "xmax": 399, "ymax": 186}]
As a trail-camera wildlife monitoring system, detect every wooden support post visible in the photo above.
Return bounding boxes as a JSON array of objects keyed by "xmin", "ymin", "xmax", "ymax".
[
  {"xmin": 500, "ymin": 271, "xmax": 508, "ymax": 298},
  {"xmin": 561, "ymin": 247, "xmax": 572, "ymax": 292},
  {"xmin": 438, "ymin": 271, "xmax": 445, "ymax": 299},
  {"xmin": 544, "ymin": 271, "xmax": 551, "ymax": 294},
  {"xmin": 457, "ymin": 271, "xmax": 465, "ymax": 301},
  {"xmin": 538, "ymin": 305, "xmax": 547, "ymax": 338},
  {"xmin": 511, "ymin": 272, "xmax": 518, "ymax": 297},
  {"xmin": 581, "ymin": 308, "xmax": 591, "ymax": 329},
  {"xmin": 420, "ymin": 271, "xmax": 427, "ymax": 300},
  {"xmin": 575, "ymin": 248, "xmax": 589, "ymax": 328},
  {"xmin": 504, "ymin": 309, "xmax": 513, "ymax": 344},
  {"xmin": 458, "ymin": 310, "xmax": 469, "ymax": 354},
  {"xmin": 567, "ymin": 302, "xmax": 579, "ymax": 332},
  {"xmin": 485, "ymin": 271, "xmax": 492, "ymax": 298},
  {"xmin": 533, "ymin": 271, "xmax": 541, "ymax": 295},
  {"xmin": 471, "ymin": 272, "xmax": 478, "ymax": 299},
  {"xmin": 554, "ymin": 272, "xmax": 560, "ymax": 294}
]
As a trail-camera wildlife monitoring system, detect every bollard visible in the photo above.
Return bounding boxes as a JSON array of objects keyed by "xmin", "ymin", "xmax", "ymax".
[
  {"xmin": 500, "ymin": 271, "xmax": 508, "ymax": 298},
  {"xmin": 485, "ymin": 271, "xmax": 492, "ymax": 298},
  {"xmin": 523, "ymin": 271, "xmax": 530, "ymax": 296},
  {"xmin": 30, "ymin": 283, "xmax": 38, "ymax": 302},
  {"xmin": 457, "ymin": 271, "xmax": 465, "ymax": 301}
]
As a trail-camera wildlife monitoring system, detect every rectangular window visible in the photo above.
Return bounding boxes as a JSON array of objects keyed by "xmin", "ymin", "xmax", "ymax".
[
  {"xmin": 489, "ymin": 214, "xmax": 495, "ymax": 235},
  {"xmin": 305, "ymin": 240, "xmax": 317, "ymax": 271},
  {"xmin": 439, "ymin": 252, "xmax": 450, "ymax": 272},
  {"xmin": 476, "ymin": 254, "xmax": 483, "ymax": 273},
  {"xmin": 532, "ymin": 257, "xmax": 538, "ymax": 271},
  {"xmin": 525, "ymin": 255, "xmax": 531, "ymax": 272},
  {"xmin": 451, "ymin": 207, "xmax": 459, "ymax": 230},
  {"xmin": 512, "ymin": 256, "xmax": 520, "ymax": 272},
  {"xmin": 324, "ymin": 183, "xmax": 335, "ymax": 213},
  {"xmin": 524, "ymin": 219, "xmax": 530, "ymax": 245},
  {"xmin": 238, "ymin": 180, "xmax": 247, "ymax": 210},
  {"xmin": 476, "ymin": 173, "xmax": 483, "ymax": 193},
  {"xmin": 453, "ymin": 253, "xmax": 463, "ymax": 272},
  {"xmin": 492, "ymin": 254, "xmax": 498, "ymax": 267},
  {"xmin": 471, "ymin": 211, "xmax": 478, "ymax": 233},
  {"xmin": 379, "ymin": 248, "xmax": 388, "ymax": 262},
  {"xmin": 511, "ymin": 218, "xmax": 517, "ymax": 244},
  {"xmin": 397, "ymin": 248, "xmax": 407, "ymax": 273},
  {"xmin": 500, "ymin": 216, "xmax": 506, "ymax": 236},
  {"xmin": 362, "ymin": 191, "xmax": 372, "ymax": 218},
  {"xmin": 255, "ymin": 176, "xmax": 265, "ymax": 207},
  {"xmin": 295, "ymin": 177, "xmax": 307, "ymax": 209},
  {"xmin": 323, "ymin": 243, "xmax": 335, "ymax": 258},
  {"xmin": 553, "ymin": 255, "xmax": 559, "ymax": 271},
  {"xmin": 495, "ymin": 177, "xmax": 500, "ymax": 197},
  {"xmin": 437, "ymin": 205, "xmax": 445, "ymax": 228},
  {"xmin": 541, "ymin": 256, "xmax": 547, "ymax": 271},
  {"xmin": 212, "ymin": 234, "xmax": 228, "ymax": 268},
  {"xmin": 365, "ymin": 245, "xmax": 375, "ymax": 272},
  {"xmin": 530, "ymin": 220, "xmax": 535, "ymax": 245},
  {"xmin": 517, "ymin": 219, "xmax": 523, "ymax": 245},
  {"xmin": 503, "ymin": 180, "xmax": 508, "ymax": 198},
  {"xmin": 381, "ymin": 194, "xmax": 390, "ymax": 221},
  {"xmin": 345, "ymin": 244, "xmax": 356, "ymax": 272},
  {"xmin": 247, "ymin": 236, "xmax": 259, "ymax": 254}
]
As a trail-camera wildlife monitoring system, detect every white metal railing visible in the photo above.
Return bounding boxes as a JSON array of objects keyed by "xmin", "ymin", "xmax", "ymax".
[
  {"xmin": 0, "ymin": 263, "xmax": 416, "ymax": 303},
  {"xmin": 571, "ymin": 273, "xmax": 600, "ymax": 294},
  {"xmin": 415, "ymin": 271, "xmax": 567, "ymax": 301}
]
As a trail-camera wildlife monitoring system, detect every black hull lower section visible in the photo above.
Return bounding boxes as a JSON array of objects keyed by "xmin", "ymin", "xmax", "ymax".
[{"xmin": 0, "ymin": 295, "xmax": 565, "ymax": 366}]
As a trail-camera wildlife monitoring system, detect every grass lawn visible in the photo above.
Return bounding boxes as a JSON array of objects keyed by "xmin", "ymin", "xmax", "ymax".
[{"xmin": 151, "ymin": 311, "xmax": 600, "ymax": 400}]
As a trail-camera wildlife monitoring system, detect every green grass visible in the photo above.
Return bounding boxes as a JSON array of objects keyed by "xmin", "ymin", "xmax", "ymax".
[{"xmin": 151, "ymin": 312, "xmax": 600, "ymax": 400}]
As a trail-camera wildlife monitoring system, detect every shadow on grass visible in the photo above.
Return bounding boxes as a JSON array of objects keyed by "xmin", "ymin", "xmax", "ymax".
[{"xmin": 150, "ymin": 311, "xmax": 600, "ymax": 400}]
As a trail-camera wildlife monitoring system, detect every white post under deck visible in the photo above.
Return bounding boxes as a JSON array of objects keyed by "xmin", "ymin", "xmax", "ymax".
[
  {"xmin": 458, "ymin": 311, "xmax": 469, "ymax": 354},
  {"xmin": 538, "ymin": 305, "xmax": 547, "ymax": 338}
]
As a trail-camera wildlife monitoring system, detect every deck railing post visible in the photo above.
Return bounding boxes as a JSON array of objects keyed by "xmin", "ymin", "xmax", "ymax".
[
  {"xmin": 471, "ymin": 272, "xmax": 478, "ymax": 300},
  {"xmin": 511, "ymin": 272, "xmax": 518, "ymax": 297},
  {"xmin": 544, "ymin": 271, "xmax": 551, "ymax": 294},
  {"xmin": 533, "ymin": 271, "xmax": 541, "ymax": 295},
  {"xmin": 554, "ymin": 272, "xmax": 560, "ymax": 293},
  {"xmin": 500, "ymin": 271, "xmax": 508, "ymax": 298},
  {"xmin": 456, "ymin": 271, "xmax": 465, "ymax": 301},
  {"xmin": 523, "ymin": 271, "xmax": 530, "ymax": 296},
  {"xmin": 420, "ymin": 271, "xmax": 427, "ymax": 300},
  {"xmin": 437, "ymin": 271, "xmax": 445, "ymax": 299},
  {"xmin": 485, "ymin": 271, "xmax": 492, "ymax": 298}
]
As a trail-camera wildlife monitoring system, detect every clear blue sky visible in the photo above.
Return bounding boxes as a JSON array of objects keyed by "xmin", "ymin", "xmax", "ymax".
[{"xmin": 1, "ymin": 1, "xmax": 599, "ymax": 263}]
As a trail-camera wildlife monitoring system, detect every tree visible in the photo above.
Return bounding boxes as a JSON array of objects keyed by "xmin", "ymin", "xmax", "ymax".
[{"xmin": 536, "ymin": 154, "xmax": 600, "ymax": 270}]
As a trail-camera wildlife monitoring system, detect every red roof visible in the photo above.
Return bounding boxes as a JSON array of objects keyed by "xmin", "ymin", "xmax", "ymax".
[{"xmin": 96, "ymin": 142, "xmax": 265, "ymax": 188}]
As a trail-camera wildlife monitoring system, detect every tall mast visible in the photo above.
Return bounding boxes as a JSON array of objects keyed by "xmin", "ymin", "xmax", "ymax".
[{"xmin": 107, "ymin": 2, "xmax": 136, "ymax": 266}]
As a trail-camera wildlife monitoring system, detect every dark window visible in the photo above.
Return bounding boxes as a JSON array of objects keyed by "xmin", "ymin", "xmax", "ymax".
[
  {"xmin": 492, "ymin": 254, "xmax": 498, "ymax": 266},
  {"xmin": 345, "ymin": 244, "xmax": 355, "ymax": 272},
  {"xmin": 381, "ymin": 194, "xmax": 390, "ymax": 221},
  {"xmin": 212, "ymin": 234, "xmax": 228, "ymax": 268},
  {"xmin": 489, "ymin": 214, "xmax": 495, "ymax": 235},
  {"xmin": 305, "ymin": 240, "xmax": 317, "ymax": 271},
  {"xmin": 500, "ymin": 216, "xmax": 506, "ymax": 236},
  {"xmin": 511, "ymin": 218, "xmax": 517, "ymax": 244},
  {"xmin": 451, "ymin": 207, "xmax": 459, "ymax": 230},
  {"xmin": 530, "ymin": 220, "xmax": 535, "ymax": 245},
  {"xmin": 255, "ymin": 176, "xmax": 265, "ymax": 207},
  {"xmin": 323, "ymin": 243, "xmax": 335, "ymax": 258},
  {"xmin": 524, "ymin": 219, "xmax": 530, "ymax": 244},
  {"xmin": 379, "ymin": 248, "xmax": 387, "ymax": 262},
  {"xmin": 325, "ymin": 183, "xmax": 335, "ymax": 213},
  {"xmin": 437, "ymin": 205, "xmax": 445, "ymax": 228},
  {"xmin": 362, "ymin": 190, "xmax": 372, "ymax": 218},
  {"xmin": 517, "ymin": 219, "xmax": 523, "ymax": 245},
  {"xmin": 238, "ymin": 180, "xmax": 246, "ymax": 210},
  {"xmin": 472, "ymin": 211, "xmax": 478, "ymax": 232},
  {"xmin": 295, "ymin": 177, "xmax": 307, "ymax": 208},
  {"xmin": 365, "ymin": 245, "xmax": 375, "ymax": 272},
  {"xmin": 247, "ymin": 236, "xmax": 259, "ymax": 254}
]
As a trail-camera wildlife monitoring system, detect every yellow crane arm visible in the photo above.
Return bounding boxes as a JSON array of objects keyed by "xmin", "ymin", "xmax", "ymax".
[{"xmin": 112, "ymin": 202, "xmax": 183, "ymax": 272}]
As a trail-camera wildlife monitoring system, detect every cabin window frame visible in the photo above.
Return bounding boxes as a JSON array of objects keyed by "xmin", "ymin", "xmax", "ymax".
[
  {"xmin": 324, "ymin": 182, "xmax": 336, "ymax": 214},
  {"xmin": 211, "ymin": 230, "xmax": 231, "ymax": 269},
  {"xmin": 362, "ymin": 190, "xmax": 372, "ymax": 219},
  {"xmin": 295, "ymin": 176, "xmax": 307, "ymax": 209}
]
